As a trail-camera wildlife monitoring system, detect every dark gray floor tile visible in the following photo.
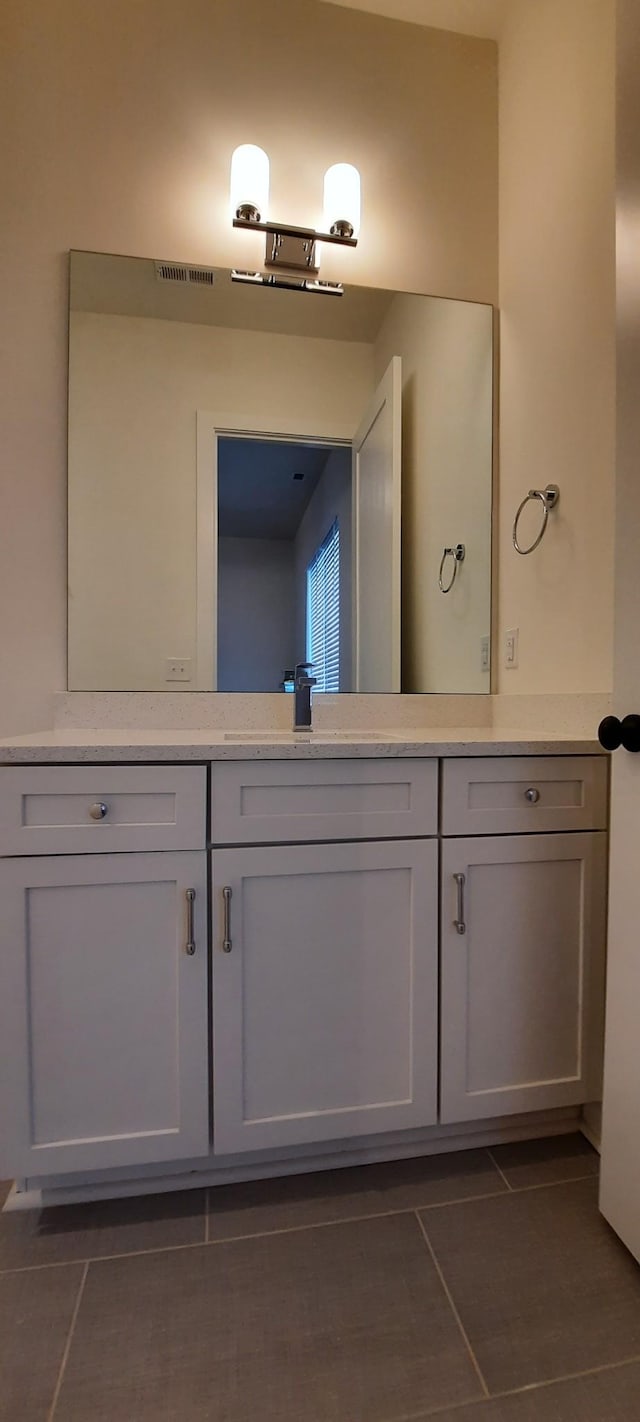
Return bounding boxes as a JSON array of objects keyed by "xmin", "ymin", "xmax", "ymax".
[
  {"xmin": 421, "ymin": 1359, "xmax": 640, "ymax": 1420},
  {"xmin": 421, "ymin": 1178, "xmax": 640, "ymax": 1394},
  {"xmin": 0, "ymin": 1261, "xmax": 84, "ymax": 1420},
  {"xmin": 57, "ymin": 1214, "xmax": 483, "ymax": 1421},
  {"xmin": 0, "ymin": 1188, "xmax": 206, "ymax": 1271},
  {"xmin": 491, "ymin": 1132, "xmax": 599, "ymax": 1190},
  {"xmin": 208, "ymin": 1149, "xmax": 505, "ymax": 1241}
]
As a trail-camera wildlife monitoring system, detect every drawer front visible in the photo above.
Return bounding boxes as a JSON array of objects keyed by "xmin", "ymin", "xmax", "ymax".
[
  {"xmin": 441, "ymin": 756, "xmax": 608, "ymax": 836},
  {"xmin": 211, "ymin": 759, "xmax": 438, "ymax": 844},
  {"xmin": 0, "ymin": 766, "xmax": 207, "ymax": 855}
]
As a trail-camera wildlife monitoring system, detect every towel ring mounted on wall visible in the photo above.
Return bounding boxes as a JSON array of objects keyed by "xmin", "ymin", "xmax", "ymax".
[
  {"xmin": 439, "ymin": 543, "xmax": 465, "ymax": 593},
  {"xmin": 512, "ymin": 484, "xmax": 560, "ymax": 555}
]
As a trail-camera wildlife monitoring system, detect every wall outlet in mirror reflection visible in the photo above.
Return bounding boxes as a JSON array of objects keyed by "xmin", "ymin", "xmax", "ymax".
[
  {"xmin": 165, "ymin": 658, "xmax": 192, "ymax": 682},
  {"xmin": 480, "ymin": 636, "xmax": 490, "ymax": 673}
]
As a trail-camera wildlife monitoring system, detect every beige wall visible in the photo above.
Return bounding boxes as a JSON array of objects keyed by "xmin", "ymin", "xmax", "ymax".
[
  {"xmin": 374, "ymin": 293, "xmax": 493, "ymax": 692},
  {"xmin": 68, "ymin": 311, "xmax": 372, "ymax": 690},
  {"xmin": 497, "ymin": 0, "xmax": 615, "ymax": 694},
  {"xmin": 1, "ymin": 0, "xmax": 497, "ymax": 734}
]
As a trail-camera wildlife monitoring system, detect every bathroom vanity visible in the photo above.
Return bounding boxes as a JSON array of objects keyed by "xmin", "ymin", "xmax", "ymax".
[{"xmin": 0, "ymin": 733, "xmax": 608, "ymax": 1208}]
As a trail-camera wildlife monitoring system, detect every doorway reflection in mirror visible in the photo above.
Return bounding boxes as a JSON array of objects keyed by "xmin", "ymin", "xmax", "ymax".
[{"xmin": 216, "ymin": 437, "xmax": 351, "ymax": 692}]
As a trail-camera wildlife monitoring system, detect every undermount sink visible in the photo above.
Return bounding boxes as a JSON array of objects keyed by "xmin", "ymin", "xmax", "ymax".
[{"xmin": 223, "ymin": 729, "xmax": 400, "ymax": 743}]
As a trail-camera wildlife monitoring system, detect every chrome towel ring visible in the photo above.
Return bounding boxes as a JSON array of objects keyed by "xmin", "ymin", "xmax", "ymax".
[
  {"xmin": 513, "ymin": 484, "xmax": 560, "ymax": 555},
  {"xmin": 439, "ymin": 543, "xmax": 465, "ymax": 593}
]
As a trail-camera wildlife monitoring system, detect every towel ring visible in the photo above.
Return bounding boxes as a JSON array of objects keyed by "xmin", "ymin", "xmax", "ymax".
[
  {"xmin": 513, "ymin": 484, "xmax": 560, "ymax": 555},
  {"xmin": 439, "ymin": 543, "xmax": 465, "ymax": 593}
]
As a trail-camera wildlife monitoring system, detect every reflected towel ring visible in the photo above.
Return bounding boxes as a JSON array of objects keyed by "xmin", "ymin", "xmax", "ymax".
[
  {"xmin": 513, "ymin": 484, "xmax": 560, "ymax": 555},
  {"xmin": 439, "ymin": 543, "xmax": 465, "ymax": 593}
]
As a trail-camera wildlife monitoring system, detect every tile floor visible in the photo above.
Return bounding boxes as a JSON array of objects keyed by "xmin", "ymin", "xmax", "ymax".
[{"xmin": 2, "ymin": 1133, "xmax": 640, "ymax": 1420}]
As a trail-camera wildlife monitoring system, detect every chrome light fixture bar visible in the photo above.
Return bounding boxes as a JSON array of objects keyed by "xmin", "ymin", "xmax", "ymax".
[
  {"xmin": 233, "ymin": 217, "xmax": 356, "ymax": 275},
  {"xmin": 231, "ymin": 269, "xmax": 344, "ymax": 295},
  {"xmin": 230, "ymin": 147, "xmax": 360, "ymax": 284}
]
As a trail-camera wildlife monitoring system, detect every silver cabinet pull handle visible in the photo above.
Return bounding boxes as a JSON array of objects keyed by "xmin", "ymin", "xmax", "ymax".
[
  {"xmin": 185, "ymin": 888, "xmax": 196, "ymax": 955},
  {"xmin": 222, "ymin": 886, "xmax": 233, "ymax": 953},
  {"xmin": 453, "ymin": 872, "xmax": 466, "ymax": 935},
  {"xmin": 525, "ymin": 787, "xmax": 540, "ymax": 803},
  {"xmin": 89, "ymin": 802, "xmax": 108, "ymax": 820}
]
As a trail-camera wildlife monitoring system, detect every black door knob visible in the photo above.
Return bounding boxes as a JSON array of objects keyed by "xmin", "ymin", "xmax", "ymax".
[
  {"xmin": 621, "ymin": 714, "xmax": 640, "ymax": 753},
  {"xmin": 598, "ymin": 716, "xmax": 622, "ymax": 750},
  {"xmin": 598, "ymin": 714, "xmax": 640, "ymax": 752}
]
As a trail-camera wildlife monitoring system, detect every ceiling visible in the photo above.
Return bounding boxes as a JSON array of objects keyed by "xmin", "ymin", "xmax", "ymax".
[
  {"xmin": 319, "ymin": 0, "xmax": 506, "ymax": 41},
  {"xmin": 218, "ymin": 437, "xmax": 350, "ymax": 540}
]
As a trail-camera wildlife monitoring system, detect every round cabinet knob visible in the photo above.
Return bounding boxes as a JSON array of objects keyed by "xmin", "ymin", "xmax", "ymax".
[
  {"xmin": 89, "ymin": 802, "xmax": 109, "ymax": 820},
  {"xmin": 524, "ymin": 787, "xmax": 540, "ymax": 803},
  {"xmin": 598, "ymin": 716, "xmax": 622, "ymax": 751},
  {"xmin": 621, "ymin": 714, "xmax": 640, "ymax": 753}
]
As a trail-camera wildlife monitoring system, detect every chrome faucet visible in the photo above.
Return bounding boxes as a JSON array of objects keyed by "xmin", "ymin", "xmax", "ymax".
[{"xmin": 293, "ymin": 662, "xmax": 317, "ymax": 732}]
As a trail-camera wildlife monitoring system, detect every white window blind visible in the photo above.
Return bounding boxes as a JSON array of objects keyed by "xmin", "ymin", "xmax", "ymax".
[{"xmin": 306, "ymin": 519, "xmax": 340, "ymax": 692}]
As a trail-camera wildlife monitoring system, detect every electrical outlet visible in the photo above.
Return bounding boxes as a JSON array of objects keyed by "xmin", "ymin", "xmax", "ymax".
[
  {"xmin": 504, "ymin": 628, "xmax": 519, "ymax": 669},
  {"xmin": 165, "ymin": 658, "xmax": 192, "ymax": 682},
  {"xmin": 480, "ymin": 635, "xmax": 490, "ymax": 673}
]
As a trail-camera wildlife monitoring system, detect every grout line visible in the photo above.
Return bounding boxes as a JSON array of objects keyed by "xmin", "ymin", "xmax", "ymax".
[
  {"xmin": 0, "ymin": 1237, "xmax": 210, "ymax": 1276},
  {"xmin": 382, "ymin": 1397, "xmax": 492, "ymax": 1421},
  {"xmin": 46, "ymin": 1259, "xmax": 89, "ymax": 1422},
  {"xmin": 485, "ymin": 1148, "xmax": 513, "ymax": 1191},
  {"xmin": 392, "ymin": 1350, "xmax": 640, "ymax": 1421},
  {"xmin": 511, "ymin": 1171, "xmax": 597, "ymax": 1192},
  {"xmin": 377, "ymin": 1398, "xmax": 489, "ymax": 1422},
  {"xmin": 414, "ymin": 1210, "xmax": 490, "ymax": 1400},
  {"xmin": 203, "ymin": 1186, "xmax": 518, "ymax": 1247},
  {"xmin": 0, "ymin": 1172, "xmax": 600, "ymax": 1276},
  {"xmin": 496, "ymin": 1351, "xmax": 640, "ymax": 1399}
]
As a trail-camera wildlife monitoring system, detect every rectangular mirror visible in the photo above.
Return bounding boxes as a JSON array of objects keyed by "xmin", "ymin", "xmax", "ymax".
[{"xmin": 68, "ymin": 251, "xmax": 493, "ymax": 693}]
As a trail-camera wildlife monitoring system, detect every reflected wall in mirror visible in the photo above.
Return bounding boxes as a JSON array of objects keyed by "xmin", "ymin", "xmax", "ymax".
[{"xmin": 68, "ymin": 251, "xmax": 493, "ymax": 693}]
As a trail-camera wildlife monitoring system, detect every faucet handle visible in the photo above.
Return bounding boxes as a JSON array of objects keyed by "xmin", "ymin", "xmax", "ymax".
[{"xmin": 294, "ymin": 661, "xmax": 317, "ymax": 686}]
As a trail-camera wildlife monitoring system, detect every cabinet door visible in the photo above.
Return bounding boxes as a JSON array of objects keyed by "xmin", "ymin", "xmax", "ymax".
[
  {"xmin": 0, "ymin": 852, "xmax": 209, "ymax": 1178},
  {"xmin": 212, "ymin": 839, "xmax": 438, "ymax": 1154},
  {"xmin": 440, "ymin": 833, "xmax": 607, "ymax": 1124}
]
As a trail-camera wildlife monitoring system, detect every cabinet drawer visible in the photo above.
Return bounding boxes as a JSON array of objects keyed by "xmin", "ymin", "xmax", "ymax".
[
  {"xmin": 0, "ymin": 765, "xmax": 207, "ymax": 855},
  {"xmin": 211, "ymin": 759, "xmax": 437, "ymax": 844},
  {"xmin": 441, "ymin": 756, "xmax": 608, "ymax": 836}
]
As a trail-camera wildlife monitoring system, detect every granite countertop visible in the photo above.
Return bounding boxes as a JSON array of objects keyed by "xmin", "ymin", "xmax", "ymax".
[{"xmin": 0, "ymin": 727, "xmax": 606, "ymax": 763}]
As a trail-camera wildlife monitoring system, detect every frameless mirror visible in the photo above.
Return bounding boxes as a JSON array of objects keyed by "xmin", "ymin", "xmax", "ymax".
[{"xmin": 68, "ymin": 251, "xmax": 493, "ymax": 693}]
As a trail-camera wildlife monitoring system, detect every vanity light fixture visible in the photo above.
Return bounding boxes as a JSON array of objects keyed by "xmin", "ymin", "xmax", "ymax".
[{"xmin": 229, "ymin": 145, "xmax": 360, "ymax": 296}]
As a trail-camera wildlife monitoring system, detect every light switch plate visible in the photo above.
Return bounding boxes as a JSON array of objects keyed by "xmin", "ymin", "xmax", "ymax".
[{"xmin": 504, "ymin": 628, "xmax": 519, "ymax": 669}]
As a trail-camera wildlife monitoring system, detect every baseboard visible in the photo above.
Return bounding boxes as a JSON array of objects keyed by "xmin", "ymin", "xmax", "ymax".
[{"xmin": 5, "ymin": 1107, "xmax": 582, "ymax": 1211}]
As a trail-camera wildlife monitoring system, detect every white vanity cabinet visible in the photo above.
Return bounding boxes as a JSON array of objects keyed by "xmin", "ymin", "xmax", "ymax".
[
  {"xmin": 0, "ymin": 748, "xmax": 611, "ymax": 1205},
  {"xmin": 439, "ymin": 757, "xmax": 608, "ymax": 1124},
  {"xmin": 0, "ymin": 766, "xmax": 209, "ymax": 1180},
  {"xmin": 210, "ymin": 758, "xmax": 439, "ymax": 1156}
]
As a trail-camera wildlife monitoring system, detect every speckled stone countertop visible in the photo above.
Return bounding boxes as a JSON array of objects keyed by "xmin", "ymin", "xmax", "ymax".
[{"xmin": 0, "ymin": 727, "xmax": 605, "ymax": 763}]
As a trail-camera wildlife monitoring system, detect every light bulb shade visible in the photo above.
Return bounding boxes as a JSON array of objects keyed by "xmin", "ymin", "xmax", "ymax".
[
  {"xmin": 230, "ymin": 144, "xmax": 270, "ymax": 223},
  {"xmin": 323, "ymin": 163, "xmax": 361, "ymax": 238}
]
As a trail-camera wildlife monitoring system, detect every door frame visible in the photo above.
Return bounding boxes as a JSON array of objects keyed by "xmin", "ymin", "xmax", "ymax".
[
  {"xmin": 351, "ymin": 355, "xmax": 402, "ymax": 691},
  {"xmin": 195, "ymin": 410, "xmax": 353, "ymax": 691}
]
